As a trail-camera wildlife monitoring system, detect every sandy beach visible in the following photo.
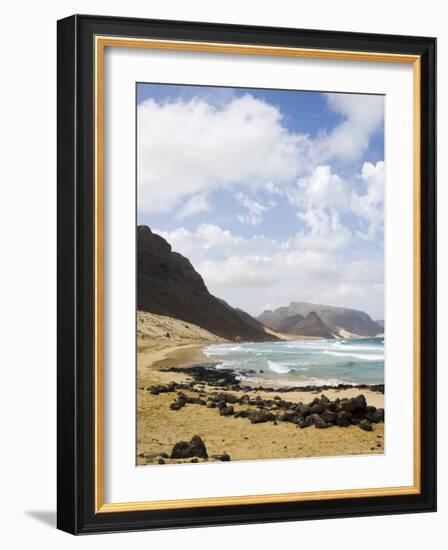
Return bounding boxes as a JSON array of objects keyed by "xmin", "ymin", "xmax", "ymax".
[{"xmin": 137, "ymin": 312, "xmax": 384, "ymax": 466}]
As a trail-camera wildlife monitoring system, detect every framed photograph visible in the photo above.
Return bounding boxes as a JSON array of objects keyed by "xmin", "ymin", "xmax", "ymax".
[{"xmin": 57, "ymin": 15, "xmax": 436, "ymax": 534}]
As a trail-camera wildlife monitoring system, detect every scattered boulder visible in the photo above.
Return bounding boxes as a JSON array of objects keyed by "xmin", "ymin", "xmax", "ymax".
[
  {"xmin": 220, "ymin": 406, "xmax": 234, "ymax": 417},
  {"xmin": 249, "ymin": 411, "xmax": 276, "ymax": 424},
  {"xmin": 234, "ymin": 410, "xmax": 250, "ymax": 418},
  {"xmin": 170, "ymin": 435, "xmax": 208, "ymax": 459}
]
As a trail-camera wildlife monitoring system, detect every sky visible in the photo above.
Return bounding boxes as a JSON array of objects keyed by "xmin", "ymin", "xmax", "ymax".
[{"xmin": 137, "ymin": 83, "xmax": 385, "ymax": 320}]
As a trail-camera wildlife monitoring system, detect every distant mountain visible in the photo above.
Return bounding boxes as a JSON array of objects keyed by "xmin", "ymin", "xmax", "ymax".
[
  {"xmin": 286, "ymin": 312, "xmax": 335, "ymax": 339},
  {"xmin": 258, "ymin": 301, "xmax": 383, "ymax": 337},
  {"xmin": 375, "ymin": 320, "xmax": 384, "ymax": 328},
  {"xmin": 137, "ymin": 226, "xmax": 276, "ymax": 342},
  {"xmin": 273, "ymin": 314, "xmax": 305, "ymax": 333}
]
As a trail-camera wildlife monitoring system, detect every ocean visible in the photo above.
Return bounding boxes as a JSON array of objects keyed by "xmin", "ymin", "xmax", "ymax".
[{"xmin": 203, "ymin": 338, "xmax": 384, "ymax": 386}]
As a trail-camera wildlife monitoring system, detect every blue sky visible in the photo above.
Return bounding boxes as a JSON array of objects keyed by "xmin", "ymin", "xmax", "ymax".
[{"xmin": 137, "ymin": 83, "xmax": 385, "ymax": 319}]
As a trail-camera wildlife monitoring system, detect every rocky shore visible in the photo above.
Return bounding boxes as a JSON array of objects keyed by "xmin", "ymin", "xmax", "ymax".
[
  {"xmin": 137, "ymin": 359, "xmax": 385, "ymax": 466},
  {"xmin": 163, "ymin": 364, "xmax": 385, "ymax": 394},
  {"xmin": 148, "ymin": 365, "xmax": 384, "ymax": 432}
]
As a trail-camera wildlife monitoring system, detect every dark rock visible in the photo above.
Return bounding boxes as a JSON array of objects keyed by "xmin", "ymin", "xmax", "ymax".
[
  {"xmin": 372, "ymin": 408, "xmax": 384, "ymax": 422},
  {"xmin": 278, "ymin": 411, "xmax": 299, "ymax": 423},
  {"xmin": 336, "ymin": 411, "xmax": 351, "ymax": 427},
  {"xmin": 158, "ymin": 458, "xmax": 165, "ymax": 464},
  {"xmin": 340, "ymin": 398, "xmax": 357, "ymax": 413},
  {"xmin": 165, "ymin": 365, "xmax": 241, "ymax": 387},
  {"xmin": 297, "ymin": 415, "xmax": 314, "ymax": 429},
  {"xmin": 249, "ymin": 411, "xmax": 276, "ymax": 424},
  {"xmin": 170, "ymin": 400, "xmax": 185, "ymax": 411},
  {"xmin": 321, "ymin": 410, "xmax": 337, "ymax": 423},
  {"xmin": 354, "ymin": 394, "xmax": 367, "ymax": 410},
  {"xmin": 191, "ymin": 458, "xmax": 199, "ymax": 463},
  {"xmin": 314, "ymin": 417, "xmax": 330, "ymax": 429},
  {"xmin": 149, "ymin": 383, "xmax": 178, "ymax": 394},
  {"xmin": 220, "ymin": 406, "xmax": 234, "ymax": 417},
  {"xmin": 310, "ymin": 403, "xmax": 323, "ymax": 414},
  {"xmin": 211, "ymin": 454, "xmax": 231, "ymax": 462},
  {"xmin": 206, "ymin": 400, "xmax": 216, "ymax": 408},
  {"xmin": 215, "ymin": 392, "xmax": 237, "ymax": 404},
  {"xmin": 298, "ymin": 404, "xmax": 311, "ymax": 416},
  {"xmin": 234, "ymin": 410, "xmax": 250, "ymax": 418},
  {"xmin": 359, "ymin": 419, "xmax": 373, "ymax": 431},
  {"xmin": 159, "ymin": 452, "xmax": 169, "ymax": 459},
  {"xmin": 170, "ymin": 435, "xmax": 208, "ymax": 459},
  {"xmin": 190, "ymin": 397, "xmax": 207, "ymax": 406}
]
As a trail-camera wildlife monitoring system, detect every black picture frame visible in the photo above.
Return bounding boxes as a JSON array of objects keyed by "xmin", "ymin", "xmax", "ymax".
[{"xmin": 57, "ymin": 14, "xmax": 436, "ymax": 534}]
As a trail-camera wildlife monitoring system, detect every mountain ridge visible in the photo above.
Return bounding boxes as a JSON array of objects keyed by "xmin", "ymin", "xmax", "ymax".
[
  {"xmin": 258, "ymin": 301, "xmax": 383, "ymax": 337},
  {"xmin": 137, "ymin": 225, "xmax": 276, "ymax": 342}
]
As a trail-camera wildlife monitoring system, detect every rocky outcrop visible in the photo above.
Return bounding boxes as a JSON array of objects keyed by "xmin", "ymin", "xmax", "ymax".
[
  {"xmin": 137, "ymin": 225, "xmax": 276, "ymax": 342},
  {"xmin": 259, "ymin": 301, "xmax": 383, "ymax": 337}
]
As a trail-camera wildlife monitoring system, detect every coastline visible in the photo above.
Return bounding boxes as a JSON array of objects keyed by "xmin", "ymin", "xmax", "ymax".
[{"xmin": 137, "ymin": 334, "xmax": 384, "ymax": 465}]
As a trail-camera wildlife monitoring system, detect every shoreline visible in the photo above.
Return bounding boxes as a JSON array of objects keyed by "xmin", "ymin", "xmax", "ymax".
[{"xmin": 143, "ymin": 339, "xmax": 384, "ymax": 396}]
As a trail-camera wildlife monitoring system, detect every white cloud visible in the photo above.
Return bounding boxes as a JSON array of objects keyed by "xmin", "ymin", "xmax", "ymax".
[
  {"xmin": 351, "ymin": 161, "xmax": 385, "ymax": 239},
  {"xmin": 139, "ymin": 91, "xmax": 385, "ymax": 319},
  {"xmin": 138, "ymin": 95, "xmax": 310, "ymax": 214},
  {"xmin": 291, "ymin": 210, "xmax": 351, "ymax": 251},
  {"xmin": 236, "ymin": 192, "xmax": 268, "ymax": 225},
  {"xmin": 175, "ymin": 194, "xmax": 211, "ymax": 220},
  {"xmin": 156, "ymin": 223, "xmax": 276, "ymax": 263},
  {"xmin": 156, "ymin": 223, "xmax": 384, "ymax": 318},
  {"xmin": 287, "ymin": 162, "xmax": 384, "ymax": 244},
  {"xmin": 265, "ymin": 181, "xmax": 283, "ymax": 195},
  {"xmin": 290, "ymin": 165, "xmax": 351, "ymax": 211},
  {"xmin": 313, "ymin": 93, "xmax": 384, "ymax": 163}
]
